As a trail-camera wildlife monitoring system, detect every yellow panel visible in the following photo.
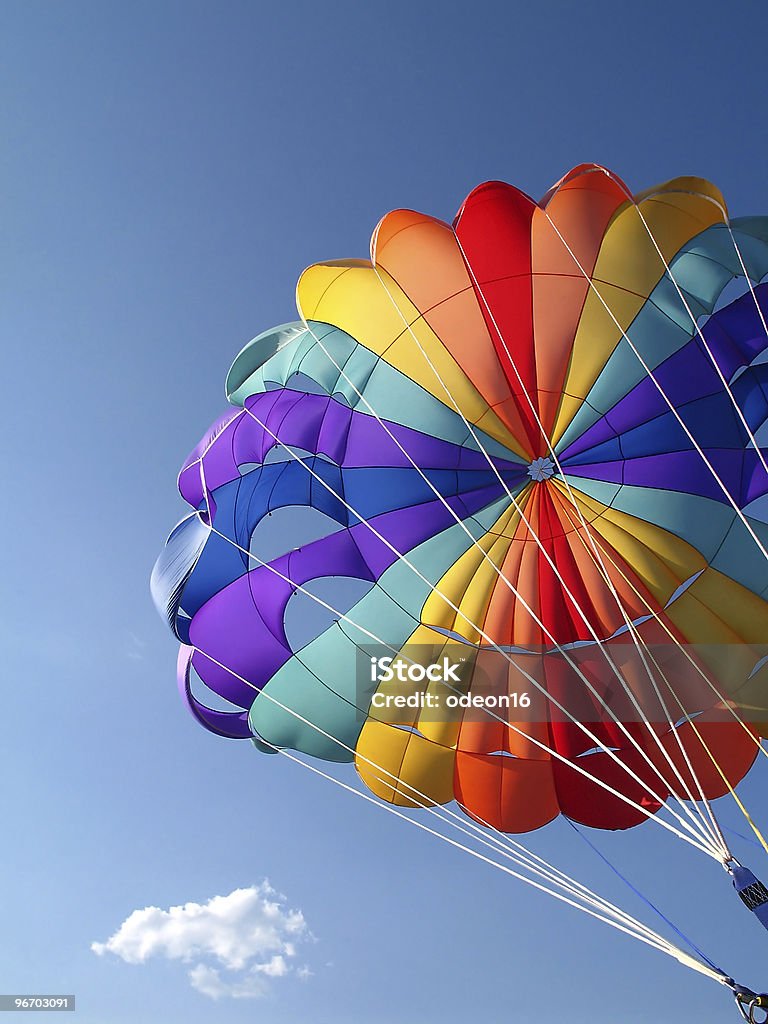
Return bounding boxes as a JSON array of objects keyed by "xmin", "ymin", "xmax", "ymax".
[
  {"xmin": 550, "ymin": 185, "xmax": 724, "ymax": 444},
  {"xmin": 365, "ymin": 498, "xmax": 530, "ymax": 747},
  {"xmin": 293, "ymin": 260, "xmax": 366, "ymax": 314},
  {"xmin": 355, "ymin": 720, "xmax": 455, "ymax": 807},
  {"xmin": 550, "ymin": 281, "xmax": 648, "ymax": 443},
  {"xmin": 680, "ymin": 569, "xmax": 768, "ymax": 645},
  {"xmin": 634, "ymin": 176, "xmax": 727, "ymax": 218},
  {"xmin": 415, "ymin": 499, "xmax": 525, "ymax": 642}
]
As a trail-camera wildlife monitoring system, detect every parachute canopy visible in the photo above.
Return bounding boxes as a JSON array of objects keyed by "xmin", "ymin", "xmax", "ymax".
[{"xmin": 152, "ymin": 164, "xmax": 768, "ymax": 837}]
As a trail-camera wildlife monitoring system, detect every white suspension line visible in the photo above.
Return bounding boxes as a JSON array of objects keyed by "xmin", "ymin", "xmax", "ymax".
[
  {"xmin": 497, "ymin": 188, "xmax": 768, "ymax": 848},
  {"xmin": 555, "ymin": 490, "xmax": 767, "ymax": 753},
  {"xmin": 174, "ymin": 261, "xmax": 725, "ymax": 854},
  {"xmin": 365, "ymin": 258, "xmax": 723, "ymax": 852},
  {"xmin": 229, "ymin": 403, "xmax": 719, "ymax": 855},
  {"xmin": 278, "ymin": 748, "xmax": 724, "ymax": 977},
  {"xmin": 186, "ymin": 634, "xmax": 725, "ymax": 979},
  {"xmin": 284, "ymin": 310, "xmax": 718, "ymax": 852},
  {"xmin": 521, "ymin": 180, "xmax": 768, "ymax": 850},
  {"xmin": 191, "ymin": 650, "xmax": 672, "ymax": 946},
  {"xmin": 195, "ymin": 484, "xmax": 718, "ymax": 858},
  {"xmin": 539, "ymin": 480, "xmax": 729, "ymax": 856},
  {"xmin": 445, "ymin": 227, "xmax": 732, "ymax": 856}
]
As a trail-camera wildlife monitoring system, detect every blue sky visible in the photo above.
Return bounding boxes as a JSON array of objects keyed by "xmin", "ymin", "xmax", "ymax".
[{"xmin": 3, "ymin": 1, "xmax": 768, "ymax": 1021}]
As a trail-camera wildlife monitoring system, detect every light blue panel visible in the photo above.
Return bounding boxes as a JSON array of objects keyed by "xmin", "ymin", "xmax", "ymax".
[
  {"xmin": 373, "ymin": 493, "xmax": 515, "ymax": 620},
  {"xmin": 650, "ymin": 276, "xmax": 703, "ymax": 332},
  {"xmin": 731, "ymin": 217, "xmax": 768, "ymax": 277},
  {"xmin": 330, "ymin": 345, "xmax": 378, "ymax": 407},
  {"xmin": 681, "ymin": 219, "xmax": 768, "ymax": 283},
  {"xmin": 343, "ymin": 355, "xmax": 524, "ymax": 462},
  {"xmin": 226, "ymin": 321, "xmax": 310, "ymax": 403},
  {"xmin": 561, "ymin": 475, "xmax": 622, "ymax": 506},
  {"xmin": 669, "ymin": 252, "xmax": 736, "ymax": 307},
  {"xmin": 293, "ymin": 326, "xmax": 360, "ymax": 394},
  {"xmin": 248, "ymin": 647, "xmax": 363, "ymax": 762},
  {"xmin": 565, "ymin": 475, "xmax": 768, "ymax": 600}
]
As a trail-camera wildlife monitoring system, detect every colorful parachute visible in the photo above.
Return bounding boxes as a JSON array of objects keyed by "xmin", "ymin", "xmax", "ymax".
[{"xmin": 152, "ymin": 164, "xmax": 768, "ymax": 841}]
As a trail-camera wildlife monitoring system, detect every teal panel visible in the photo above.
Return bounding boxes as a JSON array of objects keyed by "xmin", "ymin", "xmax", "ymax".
[
  {"xmin": 565, "ymin": 477, "xmax": 736, "ymax": 563},
  {"xmin": 744, "ymin": 493, "xmax": 768, "ymax": 524},
  {"xmin": 248, "ymin": 645, "xmax": 362, "ymax": 762},
  {"xmin": 561, "ymin": 475, "xmax": 622, "ymax": 506},
  {"xmin": 711, "ymin": 515, "xmax": 768, "ymax": 598},
  {"xmin": 650, "ymin": 276, "xmax": 703, "ymax": 332}
]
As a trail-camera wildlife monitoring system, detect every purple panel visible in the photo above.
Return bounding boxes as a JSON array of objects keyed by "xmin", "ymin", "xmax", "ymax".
[
  {"xmin": 242, "ymin": 390, "xmax": 522, "ymax": 473},
  {"xmin": 704, "ymin": 284, "xmax": 768, "ymax": 377},
  {"xmin": 185, "ymin": 469, "xmax": 505, "ymax": 709},
  {"xmin": 177, "ymin": 390, "xmax": 525, "ymax": 528},
  {"xmin": 563, "ymin": 340, "xmax": 721, "ymax": 461},
  {"xmin": 179, "ymin": 409, "xmax": 244, "ymax": 507},
  {"xmin": 564, "ymin": 462, "xmax": 625, "ymax": 485},
  {"xmin": 570, "ymin": 451, "xmax": 747, "ymax": 503},
  {"xmin": 177, "ymin": 645, "xmax": 252, "ymax": 739}
]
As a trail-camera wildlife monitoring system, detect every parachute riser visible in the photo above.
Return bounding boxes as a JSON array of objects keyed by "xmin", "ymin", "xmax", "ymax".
[{"xmin": 722, "ymin": 862, "xmax": 768, "ymax": 1021}]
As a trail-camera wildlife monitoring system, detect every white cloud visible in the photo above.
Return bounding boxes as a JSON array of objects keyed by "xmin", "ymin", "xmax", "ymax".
[{"xmin": 92, "ymin": 882, "xmax": 313, "ymax": 1000}]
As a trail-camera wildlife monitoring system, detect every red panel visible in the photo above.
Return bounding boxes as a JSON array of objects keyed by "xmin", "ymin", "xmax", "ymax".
[
  {"xmin": 551, "ymin": 737, "xmax": 667, "ymax": 831},
  {"xmin": 536, "ymin": 486, "xmax": 603, "ymax": 644},
  {"xmin": 454, "ymin": 182, "xmax": 541, "ymax": 454}
]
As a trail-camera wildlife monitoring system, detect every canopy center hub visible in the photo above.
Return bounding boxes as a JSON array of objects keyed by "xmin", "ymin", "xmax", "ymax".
[{"xmin": 527, "ymin": 456, "xmax": 556, "ymax": 482}]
